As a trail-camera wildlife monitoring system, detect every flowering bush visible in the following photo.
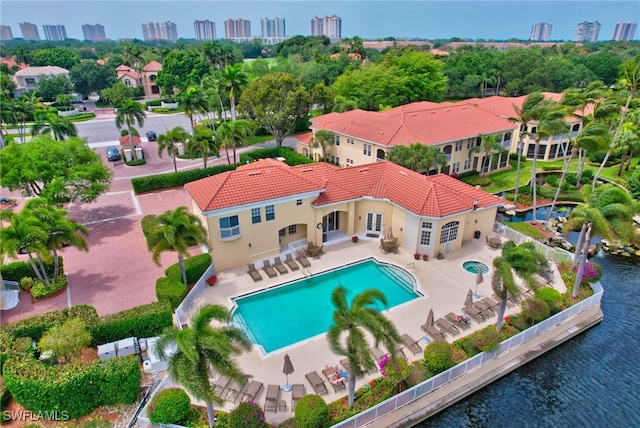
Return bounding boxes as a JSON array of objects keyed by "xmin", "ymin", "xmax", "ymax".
[
  {"xmin": 576, "ymin": 262, "xmax": 602, "ymax": 283},
  {"xmin": 228, "ymin": 401, "xmax": 267, "ymax": 428}
]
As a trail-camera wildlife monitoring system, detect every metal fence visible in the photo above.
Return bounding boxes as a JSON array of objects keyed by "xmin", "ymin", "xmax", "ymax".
[
  {"xmin": 493, "ymin": 221, "xmax": 574, "ymax": 263},
  {"xmin": 136, "ymin": 376, "xmax": 179, "ymax": 428},
  {"xmin": 174, "ymin": 264, "xmax": 216, "ymax": 330}
]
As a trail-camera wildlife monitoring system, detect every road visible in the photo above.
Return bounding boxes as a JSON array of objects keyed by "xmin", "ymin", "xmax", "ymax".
[{"xmin": 75, "ymin": 113, "xmax": 192, "ymax": 145}]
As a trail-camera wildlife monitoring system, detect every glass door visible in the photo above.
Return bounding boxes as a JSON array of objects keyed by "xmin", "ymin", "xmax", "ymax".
[{"xmin": 366, "ymin": 212, "xmax": 383, "ymax": 234}]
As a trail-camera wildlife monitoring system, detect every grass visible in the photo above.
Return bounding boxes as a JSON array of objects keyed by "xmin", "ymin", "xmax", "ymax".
[
  {"xmin": 246, "ymin": 135, "xmax": 274, "ymax": 145},
  {"xmin": 507, "ymin": 222, "xmax": 546, "ymax": 239}
]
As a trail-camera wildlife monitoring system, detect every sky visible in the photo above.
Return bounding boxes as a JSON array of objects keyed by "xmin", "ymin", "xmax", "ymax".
[{"xmin": 1, "ymin": 0, "xmax": 638, "ymax": 41}]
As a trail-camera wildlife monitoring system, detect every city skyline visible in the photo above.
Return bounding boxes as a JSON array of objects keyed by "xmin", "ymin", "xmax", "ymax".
[{"xmin": 0, "ymin": 1, "xmax": 638, "ymax": 42}]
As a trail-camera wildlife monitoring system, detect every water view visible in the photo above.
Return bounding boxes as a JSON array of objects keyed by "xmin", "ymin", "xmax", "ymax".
[{"xmin": 418, "ymin": 253, "xmax": 640, "ymax": 427}]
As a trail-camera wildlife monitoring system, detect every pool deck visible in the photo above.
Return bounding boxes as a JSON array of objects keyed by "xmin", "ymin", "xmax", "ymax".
[{"xmin": 184, "ymin": 236, "xmax": 565, "ymax": 425}]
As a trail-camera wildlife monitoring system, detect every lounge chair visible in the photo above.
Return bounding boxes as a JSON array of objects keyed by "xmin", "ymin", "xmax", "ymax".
[
  {"xmin": 473, "ymin": 300, "xmax": 494, "ymax": 319},
  {"xmin": 400, "ymin": 333, "xmax": 423, "ymax": 355},
  {"xmin": 247, "ymin": 263, "xmax": 263, "ymax": 282},
  {"xmin": 264, "ymin": 384, "xmax": 280, "ymax": 412},
  {"xmin": 435, "ymin": 318, "xmax": 460, "ymax": 336},
  {"xmin": 284, "ymin": 253, "xmax": 300, "ymax": 271},
  {"xmin": 370, "ymin": 346, "xmax": 387, "ymax": 362},
  {"xmin": 340, "ymin": 357, "xmax": 370, "ymax": 376},
  {"xmin": 238, "ymin": 380, "xmax": 263, "ymax": 404},
  {"xmin": 481, "ymin": 297, "xmax": 500, "ymax": 312},
  {"xmin": 322, "ymin": 366, "xmax": 346, "ymax": 392},
  {"xmin": 221, "ymin": 378, "xmax": 245, "ymax": 402},
  {"xmin": 273, "ymin": 257, "xmax": 289, "ymax": 275},
  {"xmin": 305, "ymin": 371, "xmax": 328, "ymax": 396},
  {"xmin": 213, "ymin": 375, "xmax": 230, "ymax": 397},
  {"xmin": 296, "ymin": 250, "xmax": 311, "ymax": 268},
  {"xmin": 421, "ymin": 324, "xmax": 446, "ymax": 341},
  {"xmin": 291, "ymin": 384, "xmax": 305, "ymax": 410},
  {"xmin": 462, "ymin": 305, "xmax": 485, "ymax": 323},
  {"xmin": 445, "ymin": 312, "xmax": 471, "ymax": 330},
  {"xmin": 262, "ymin": 260, "xmax": 278, "ymax": 278}
]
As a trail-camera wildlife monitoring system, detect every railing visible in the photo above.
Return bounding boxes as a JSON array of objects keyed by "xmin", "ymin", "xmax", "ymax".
[
  {"xmin": 136, "ymin": 376, "xmax": 179, "ymax": 428},
  {"xmin": 332, "ymin": 279, "xmax": 603, "ymax": 428},
  {"xmin": 174, "ymin": 263, "xmax": 216, "ymax": 329},
  {"xmin": 493, "ymin": 221, "xmax": 573, "ymax": 263}
]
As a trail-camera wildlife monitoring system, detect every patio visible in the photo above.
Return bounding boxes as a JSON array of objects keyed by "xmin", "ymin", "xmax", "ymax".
[{"xmin": 182, "ymin": 235, "xmax": 564, "ymax": 425}]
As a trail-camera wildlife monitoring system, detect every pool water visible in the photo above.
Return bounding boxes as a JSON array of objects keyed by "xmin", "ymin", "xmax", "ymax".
[
  {"xmin": 231, "ymin": 259, "xmax": 420, "ymax": 353},
  {"xmin": 462, "ymin": 261, "xmax": 489, "ymax": 274}
]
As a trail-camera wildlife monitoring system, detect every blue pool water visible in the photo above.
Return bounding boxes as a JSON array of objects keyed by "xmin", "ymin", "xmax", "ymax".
[
  {"xmin": 462, "ymin": 261, "xmax": 489, "ymax": 274},
  {"xmin": 231, "ymin": 259, "xmax": 420, "ymax": 353}
]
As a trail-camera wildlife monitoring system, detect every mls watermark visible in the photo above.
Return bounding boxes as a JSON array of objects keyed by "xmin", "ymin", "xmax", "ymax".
[{"xmin": 2, "ymin": 410, "xmax": 70, "ymax": 421}]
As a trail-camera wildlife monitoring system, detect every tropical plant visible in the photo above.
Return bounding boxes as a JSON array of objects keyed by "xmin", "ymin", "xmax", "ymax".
[
  {"xmin": 38, "ymin": 318, "xmax": 91, "ymax": 363},
  {"xmin": 146, "ymin": 206, "xmax": 209, "ymax": 285},
  {"xmin": 217, "ymin": 119, "xmax": 254, "ymax": 164},
  {"xmin": 177, "ymin": 85, "xmax": 209, "ymax": 134},
  {"xmin": 311, "ymin": 129, "xmax": 334, "ymax": 160},
  {"xmin": 388, "ymin": 143, "xmax": 447, "ymax": 173},
  {"xmin": 154, "ymin": 305, "xmax": 252, "ymax": 427},
  {"xmin": 189, "ymin": 125, "xmax": 219, "ymax": 167},
  {"xmin": 327, "ymin": 286, "xmax": 401, "ymax": 408},
  {"xmin": 31, "ymin": 112, "xmax": 77, "ymax": 141},
  {"xmin": 157, "ymin": 127, "xmax": 190, "ymax": 173},
  {"xmin": 469, "ymin": 133, "xmax": 507, "ymax": 176},
  {"xmin": 115, "ymin": 99, "xmax": 146, "ymax": 161},
  {"xmin": 221, "ymin": 63, "xmax": 248, "ymax": 122}
]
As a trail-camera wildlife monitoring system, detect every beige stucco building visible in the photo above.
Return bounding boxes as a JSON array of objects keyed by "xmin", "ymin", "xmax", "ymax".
[
  {"xmin": 12, "ymin": 66, "xmax": 69, "ymax": 97},
  {"xmin": 185, "ymin": 159, "xmax": 503, "ymax": 271},
  {"xmin": 115, "ymin": 61, "xmax": 162, "ymax": 98}
]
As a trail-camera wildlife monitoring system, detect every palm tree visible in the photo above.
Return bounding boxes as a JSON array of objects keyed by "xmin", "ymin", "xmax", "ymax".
[
  {"xmin": 592, "ymin": 58, "xmax": 640, "ymax": 187},
  {"xmin": 154, "ymin": 305, "xmax": 252, "ymax": 428},
  {"xmin": 11, "ymin": 97, "xmax": 35, "ymax": 143},
  {"xmin": 31, "ymin": 113, "xmax": 77, "ymax": 141},
  {"xmin": 509, "ymin": 96, "xmax": 539, "ymax": 205},
  {"xmin": 469, "ymin": 134, "xmax": 507, "ymax": 176},
  {"xmin": 221, "ymin": 64, "xmax": 248, "ymax": 121},
  {"xmin": 177, "ymin": 86, "xmax": 209, "ymax": 134},
  {"xmin": 115, "ymin": 99, "xmax": 146, "ymax": 161},
  {"xmin": 388, "ymin": 143, "xmax": 447, "ymax": 173},
  {"xmin": 311, "ymin": 129, "xmax": 334, "ymax": 160},
  {"xmin": 147, "ymin": 206, "xmax": 209, "ymax": 285},
  {"xmin": 615, "ymin": 111, "xmax": 640, "ymax": 176},
  {"xmin": 327, "ymin": 286, "xmax": 401, "ymax": 408},
  {"xmin": 217, "ymin": 119, "xmax": 253, "ymax": 165},
  {"xmin": 491, "ymin": 256, "xmax": 517, "ymax": 332},
  {"xmin": 189, "ymin": 125, "xmax": 219, "ymax": 168},
  {"xmin": 157, "ymin": 127, "xmax": 190, "ymax": 173}
]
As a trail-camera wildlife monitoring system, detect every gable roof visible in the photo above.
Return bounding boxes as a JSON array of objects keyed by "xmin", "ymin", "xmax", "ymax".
[
  {"xmin": 186, "ymin": 159, "xmax": 502, "ymax": 218},
  {"xmin": 143, "ymin": 61, "xmax": 162, "ymax": 72},
  {"xmin": 15, "ymin": 66, "xmax": 68, "ymax": 76},
  {"xmin": 470, "ymin": 92, "xmax": 592, "ymax": 122},
  {"xmin": 119, "ymin": 135, "xmax": 142, "ymax": 146}
]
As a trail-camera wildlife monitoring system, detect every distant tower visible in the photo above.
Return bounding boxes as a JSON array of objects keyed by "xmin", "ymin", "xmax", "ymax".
[
  {"xmin": 0, "ymin": 25, "xmax": 13, "ymax": 41},
  {"xmin": 141, "ymin": 22, "xmax": 178, "ymax": 42},
  {"xmin": 82, "ymin": 24, "xmax": 107, "ymax": 42},
  {"xmin": 19, "ymin": 22, "xmax": 40, "ymax": 40},
  {"xmin": 194, "ymin": 20, "xmax": 216, "ymax": 40},
  {"xmin": 43, "ymin": 25, "xmax": 67, "ymax": 41},
  {"xmin": 260, "ymin": 17, "xmax": 286, "ymax": 44},
  {"xmin": 530, "ymin": 23, "xmax": 552, "ymax": 41},
  {"xmin": 574, "ymin": 21, "xmax": 600, "ymax": 42},
  {"xmin": 310, "ymin": 15, "xmax": 341, "ymax": 42},
  {"xmin": 224, "ymin": 19, "xmax": 252, "ymax": 41},
  {"xmin": 612, "ymin": 21, "xmax": 637, "ymax": 41}
]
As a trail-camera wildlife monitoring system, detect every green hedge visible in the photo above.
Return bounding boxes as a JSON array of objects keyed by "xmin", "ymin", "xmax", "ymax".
[
  {"xmin": 164, "ymin": 253, "xmax": 212, "ymax": 283},
  {"xmin": 0, "ymin": 257, "xmax": 63, "ymax": 282},
  {"xmin": 30, "ymin": 275, "xmax": 68, "ymax": 300},
  {"xmin": 1, "ymin": 305, "xmax": 99, "ymax": 342},
  {"xmin": 295, "ymin": 394, "xmax": 330, "ymax": 428},
  {"xmin": 3, "ymin": 354, "xmax": 140, "ymax": 419},
  {"xmin": 89, "ymin": 301, "xmax": 173, "ymax": 346},
  {"xmin": 149, "ymin": 388, "xmax": 193, "ymax": 424},
  {"xmin": 156, "ymin": 276, "xmax": 187, "ymax": 309},
  {"xmin": 131, "ymin": 163, "xmax": 238, "ymax": 194},
  {"xmin": 239, "ymin": 146, "xmax": 313, "ymax": 166}
]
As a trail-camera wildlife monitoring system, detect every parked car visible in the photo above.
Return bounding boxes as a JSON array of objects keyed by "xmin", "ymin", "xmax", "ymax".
[
  {"xmin": 19, "ymin": 241, "xmax": 69, "ymax": 254},
  {"xmin": 106, "ymin": 146, "xmax": 121, "ymax": 161},
  {"xmin": 146, "ymin": 131, "xmax": 157, "ymax": 141}
]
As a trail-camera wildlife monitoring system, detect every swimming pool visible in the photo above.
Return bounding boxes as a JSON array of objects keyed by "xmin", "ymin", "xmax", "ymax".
[
  {"xmin": 231, "ymin": 258, "xmax": 420, "ymax": 354},
  {"xmin": 462, "ymin": 261, "xmax": 490, "ymax": 274}
]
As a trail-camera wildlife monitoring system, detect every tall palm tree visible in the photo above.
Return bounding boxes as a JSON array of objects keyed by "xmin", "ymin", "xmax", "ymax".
[
  {"xmin": 327, "ymin": 286, "xmax": 401, "ymax": 408},
  {"xmin": 491, "ymin": 256, "xmax": 517, "ymax": 332},
  {"xmin": 470, "ymin": 134, "xmax": 507, "ymax": 176},
  {"xmin": 154, "ymin": 305, "xmax": 252, "ymax": 428},
  {"xmin": 115, "ymin": 99, "xmax": 146, "ymax": 161},
  {"xmin": 509, "ymin": 96, "xmax": 539, "ymax": 205},
  {"xmin": 388, "ymin": 143, "xmax": 447, "ymax": 173},
  {"xmin": 31, "ymin": 113, "xmax": 77, "ymax": 141},
  {"xmin": 221, "ymin": 64, "xmax": 248, "ymax": 121},
  {"xmin": 147, "ymin": 206, "xmax": 209, "ymax": 285},
  {"xmin": 11, "ymin": 97, "xmax": 35, "ymax": 143},
  {"xmin": 592, "ymin": 58, "xmax": 640, "ymax": 187},
  {"xmin": 217, "ymin": 119, "xmax": 253, "ymax": 165},
  {"xmin": 615, "ymin": 111, "xmax": 640, "ymax": 176},
  {"xmin": 311, "ymin": 129, "xmax": 334, "ymax": 160},
  {"xmin": 157, "ymin": 127, "xmax": 190, "ymax": 173},
  {"xmin": 189, "ymin": 125, "xmax": 219, "ymax": 168},
  {"xmin": 177, "ymin": 86, "xmax": 209, "ymax": 134}
]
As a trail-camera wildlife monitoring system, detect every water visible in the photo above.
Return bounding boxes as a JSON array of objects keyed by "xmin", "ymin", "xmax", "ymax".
[
  {"xmin": 462, "ymin": 261, "xmax": 490, "ymax": 274},
  {"xmin": 501, "ymin": 204, "xmax": 575, "ymax": 223},
  {"xmin": 232, "ymin": 259, "xmax": 419, "ymax": 353},
  {"xmin": 417, "ymin": 253, "xmax": 640, "ymax": 427}
]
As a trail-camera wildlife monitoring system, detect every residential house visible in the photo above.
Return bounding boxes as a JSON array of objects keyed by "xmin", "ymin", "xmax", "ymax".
[
  {"xmin": 185, "ymin": 158, "xmax": 503, "ymax": 271},
  {"xmin": 115, "ymin": 61, "xmax": 162, "ymax": 98},
  {"xmin": 12, "ymin": 66, "xmax": 69, "ymax": 97}
]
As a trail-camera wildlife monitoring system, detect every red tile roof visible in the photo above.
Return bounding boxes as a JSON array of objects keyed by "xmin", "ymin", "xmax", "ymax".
[
  {"xmin": 293, "ymin": 131, "xmax": 313, "ymax": 146},
  {"xmin": 186, "ymin": 159, "xmax": 502, "ymax": 217},
  {"xmin": 143, "ymin": 61, "xmax": 162, "ymax": 72},
  {"xmin": 119, "ymin": 135, "xmax": 142, "ymax": 146},
  {"xmin": 469, "ymin": 93, "xmax": 592, "ymax": 121}
]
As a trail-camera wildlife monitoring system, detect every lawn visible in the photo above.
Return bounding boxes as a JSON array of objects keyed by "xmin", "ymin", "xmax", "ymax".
[{"xmin": 507, "ymin": 222, "xmax": 546, "ymax": 239}]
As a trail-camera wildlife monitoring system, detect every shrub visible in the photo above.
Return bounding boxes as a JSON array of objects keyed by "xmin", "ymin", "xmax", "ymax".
[
  {"xmin": 30, "ymin": 275, "xmax": 68, "ymax": 300},
  {"xmin": 423, "ymin": 340, "xmax": 453, "ymax": 374},
  {"xmin": 535, "ymin": 287, "xmax": 567, "ymax": 314},
  {"xmin": 164, "ymin": 253, "xmax": 212, "ymax": 284},
  {"xmin": 155, "ymin": 276, "xmax": 187, "ymax": 309},
  {"xmin": 405, "ymin": 361, "xmax": 430, "ymax": 387},
  {"xmin": 295, "ymin": 394, "xmax": 330, "ymax": 428},
  {"xmin": 545, "ymin": 175, "xmax": 560, "ymax": 187},
  {"xmin": 565, "ymin": 173, "xmax": 578, "ymax": 186},
  {"xmin": 454, "ymin": 336, "xmax": 481, "ymax": 357},
  {"xmin": 464, "ymin": 174, "xmax": 492, "ymax": 187},
  {"xmin": 90, "ymin": 301, "xmax": 173, "ymax": 346},
  {"xmin": 228, "ymin": 401, "xmax": 268, "ymax": 428},
  {"xmin": 120, "ymin": 128, "xmax": 139, "ymax": 137},
  {"xmin": 126, "ymin": 159, "xmax": 146, "ymax": 166},
  {"xmin": 580, "ymin": 169, "xmax": 595, "ymax": 184},
  {"xmin": 38, "ymin": 318, "xmax": 92, "ymax": 362},
  {"xmin": 0, "ymin": 257, "xmax": 63, "ymax": 282},
  {"xmin": 470, "ymin": 325, "xmax": 500, "ymax": 352},
  {"xmin": 149, "ymin": 388, "xmax": 192, "ymax": 425},
  {"xmin": 239, "ymin": 146, "xmax": 313, "ymax": 166},
  {"xmin": 1, "ymin": 304, "xmax": 99, "ymax": 342},
  {"xmin": 132, "ymin": 163, "xmax": 238, "ymax": 193},
  {"xmin": 520, "ymin": 297, "xmax": 551, "ymax": 325},
  {"xmin": 578, "ymin": 261, "xmax": 602, "ymax": 282},
  {"xmin": 0, "ymin": 376, "xmax": 11, "ymax": 409},
  {"xmin": 589, "ymin": 151, "xmax": 619, "ymax": 166}
]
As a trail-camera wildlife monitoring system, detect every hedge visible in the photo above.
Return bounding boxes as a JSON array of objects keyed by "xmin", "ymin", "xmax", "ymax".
[
  {"xmin": 164, "ymin": 253, "xmax": 212, "ymax": 284},
  {"xmin": 1, "ymin": 305, "xmax": 99, "ymax": 342},
  {"xmin": 1, "ymin": 256, "xmax": 63, "ymax": 282},
  {"xmin": 156, "ymin": 276, "xmax": 187, "ymax": 309},
  {"xmin": 295, "ymin": 395, "xmax": 330, "ymax": 428},
  {"xmin": 131, "ymin": 163, "xmax": 238, "ymax": 194},
  {"xmin": 3, "ymin": 354, "xmax": 141, "ymax": 419},
  {"xmin": 89, "ymin": 301, "xmax": 173, "ymax": 346},
  {"xmin": 149, "ymin": 388, "xmax": 192, "ymax": 424},
  {"xmin": 30, "ymin": 275, "xmax": 68, "ymax": 300},
  {"xmin": 239, "ymin": 147, "xmax": 313, "ymax": 166}
]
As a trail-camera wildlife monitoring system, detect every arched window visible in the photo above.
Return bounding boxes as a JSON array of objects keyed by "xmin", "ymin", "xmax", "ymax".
[{"xmin": 439, "ymin": 221, "xmax": 459, "ymax": 244}]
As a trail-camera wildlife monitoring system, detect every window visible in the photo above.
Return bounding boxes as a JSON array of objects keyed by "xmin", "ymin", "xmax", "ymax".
[
  {"xmin": 219, "ymin": 215, "xmax": 240, "ymax": 239},
  {"xmin": 296, "ymin": 199, "xmax": 302, "ymax": 206},
  {"xmin": 439, "ymin": 221, "xmax": 459, "ymax": 244},
  {"xmin": 335, "ymin": 157, "xmax": 340, "ymax": 166},
  {"xmin": 265, "ymin": 205, "xmax": 275, "ymax": 221},
  {"xmin": 422, "ymin": 221, "xmax": 432, "ymax": 229},
  {"xmin": 251, "ymin": 207, "xmax": 261, "ymax": 224},
  {"xmin": 278, "ymin": 228, "xmax": 286, "ymax": 237},
  {"xmin": 363, "ymin": 144, "xmax": 372, "ymax": 156},
  {"xmin": 455, "ymin": 141, "xmax": 463, "ymax": 151},
  {"xmin": 124, "ymin": 79, "xmax": 131, "ymax": 87},
  {"xmin": 476, "ymin": 137, "xmax": 482, "ymax": 147},
  {"xmin": 347, "ymin": 138, "xmax": 354, "ymax": 144},
  {"xmin": 420, "ymin": 230, "xmax": 432, "ymax": 246},
  {"xmin": 288, "ymin": 225, "xmax": 297, "ymax": 234},
  {"xmin": 452, "ymin": 162, "xmax": 460, "ymax": 173},
  {"xmin": 467, "ymin": 140, "xmax": 473, "ymax": 149},
  {"xmin": 25, "ymin": 77, "xmax": 36, "ymax": 85},
  {"xmin": 464, "ymin": 159, "xmax": 472, "ymax": 170},
  {"xmin": 334, "ymin": 135, "xmax": 340, "ymax": 145}
]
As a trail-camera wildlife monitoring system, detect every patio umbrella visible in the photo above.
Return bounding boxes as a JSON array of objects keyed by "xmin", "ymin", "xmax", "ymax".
[
  {"xmin": 425, "ymin": 308, "xmax": 434, "ymax": 329},
  {"xmin": 465, "ymin": 289, "xmax": 474, "ymax": 308},
  {"xmin": 385, "ymin": 226, "xmax": 394, "ymax": 241},
  {"xmin": 282, "ymin": 354, "xmax": 294, "ymax": 392},
  {"xmin": 475, "ymin": 265, "xmax": 484, "ymax": 286}
]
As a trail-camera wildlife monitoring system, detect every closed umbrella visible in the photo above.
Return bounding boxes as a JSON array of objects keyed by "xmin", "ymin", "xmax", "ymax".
[
  {"xmin": 465, "ymin": 289, "xmax": 474, "ymax": 308},
  {"xmin": 282, "ymin": 354, "xmax": 294, "ymax": 392},
  {"xmin": 385, "ymin": 226, "xmax": 394, "ymax": 241},
  {"xmin": 425, "ymin": 308, "xmax": 434, "ymax": 329},
  {"xmin": 474, "ymin": 265, "xmax": 484, "ymax": 298}
]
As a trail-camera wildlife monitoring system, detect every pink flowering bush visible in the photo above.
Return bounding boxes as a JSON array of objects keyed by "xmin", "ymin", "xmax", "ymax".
[{"xmin": 576, "ymin": 262, "xmax": 602, "ymax": 283}]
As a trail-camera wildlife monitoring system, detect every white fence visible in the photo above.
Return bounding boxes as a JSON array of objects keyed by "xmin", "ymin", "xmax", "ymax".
[
  {"xmin": 174, "ymin": 264, "xmax": 216, "ymax": 330},
  {"xmin": 493, "ymin": 221, "xmax": 574, "ymax": 263}
]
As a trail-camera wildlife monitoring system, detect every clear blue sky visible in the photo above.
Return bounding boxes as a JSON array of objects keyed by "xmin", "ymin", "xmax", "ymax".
[{"xmin": 1, "ymin": 0, "xmax": 638, "ymax": 41}]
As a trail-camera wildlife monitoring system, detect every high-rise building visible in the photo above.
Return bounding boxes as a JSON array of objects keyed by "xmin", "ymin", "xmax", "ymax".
[
  {"xmin": 19, "ymin": 22, "xmax": 40, "ymax": 40},
  {"xmin": 310, "ymin": 15, "xmax": 341, "ymax": 42},
  {"xmin": 224, "ymin": 19, "xmax": 251, "ymax": 41},
  {"xmin": 82, "ymin": 24, "xmax": 107, "ymax": 41},
  {"xmin": 530, "ymin": 23, "xmax": 552, "ymax": 41},
  {"xmin": 0, "ymin": 25, "xmax": 13, "ymax": 40},
  {"xmin": 612, "ymin": 21, "xmax": 637, "ymax": 41},
  {"xmin": 194, "ymin": 20, "xmax": 216, "ymax": 40},
  {"xmin": 260, "ymin": 17, "xmax": 286, "ymax": 44},
  {"xmin": 574, "ymin": 21, "xmax": 600, "ymax": 42},
  {"xmin": 141, "ymin": 22, "xmax": 178, "ymax": 42},
  {"xmin": 43, "ymin": 25, "xmax": 67, "ymax": 41}
]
